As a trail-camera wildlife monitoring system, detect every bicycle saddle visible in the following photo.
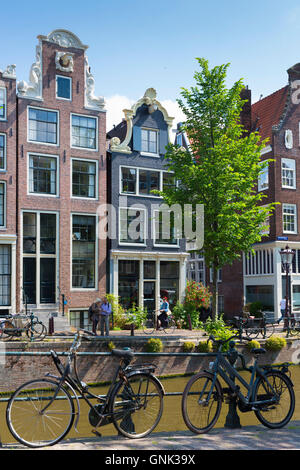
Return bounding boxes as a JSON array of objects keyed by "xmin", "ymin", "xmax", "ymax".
[
  {"xmin": 111, "ymin": 348, "xmax": 134, "ymax": 362},
  {"xmin": 251, "ymin": 348, "xmax": 266, "ymax": 355}
]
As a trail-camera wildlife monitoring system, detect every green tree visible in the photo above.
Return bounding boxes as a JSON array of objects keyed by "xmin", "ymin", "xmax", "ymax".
[{"xmin": 161, "ymin": 58, "xmax": 276, "ymax": 319}]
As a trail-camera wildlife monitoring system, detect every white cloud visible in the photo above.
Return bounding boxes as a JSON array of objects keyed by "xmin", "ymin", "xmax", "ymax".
[{"xmin": 105, "ymin": 94, "xmax": 186, "ymax": 134}]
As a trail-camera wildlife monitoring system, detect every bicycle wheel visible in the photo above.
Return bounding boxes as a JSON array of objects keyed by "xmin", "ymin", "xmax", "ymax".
[
  {"xmin": 6, "ymin": 378, "xmax": 75, "ymax": 448},
  {"xmin": 264, "ymin": 324, "xmax": 275, "ymax": 338},
  {"xmin": 0, "ymin": 320, "xmax": 15, "ymax": 340},
  {"xmin": 142, "ymin": 315, "xmax": 155, "ymax": 335},
  {"xmin": 245, "ymin": 327, "xmax": 260, "ymax": 339},
  {"xmin": 110, "ymin": 372, "xmax": 163, "ymax": 438},
  {"xmin": 182, "ymin": 372, "xmax": 222, "ymax": 434},
  {"xmin": 253, "ymin": 371, "xmax": 295, "ymax": 429},
  {"xmin": 163, "ymin": 316, "xmax": 177, "ymax": 334},
  {"xmin": 26, "ymin": 321, "xmax": 47, "ymax": 341}
]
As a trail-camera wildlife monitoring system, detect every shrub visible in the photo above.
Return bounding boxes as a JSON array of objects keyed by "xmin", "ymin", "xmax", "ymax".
[
  {"xmin": 199, "ymin": 314, "xmax": 236, "ymax": 351},
  {"xmin": 249, "ymin": 301, "xmax": 263, "ymax": 318},
  {"xmin": 182, "ymin": 281, "xmax": 212, "ymax": 329},
  {"xmin": 125, "ymin": 304, "xmax": 147, "ymax": 329},
  {"xmin": 145, "ymin": 338, "xmax": 163, "ymax": 353},
  {"xmin": 105, "ymin": 294, "xmax": 127, "ymax": 329},
  {"xmin": 265, "ymin": 336, "xmax": 287, "ymax": 352},
  {"xmin": 182, "ymin": 341, "xmax": 195, "ymax": 352},
  {"xmin": 172, "ymin": 303, "xmax": 188, "ymax": 329},
  {"xmin": 107, "ymin": 341, "xmax": 116, "ymax": 351},
  {"xmin": 197, "ymin": 340, "xmax": 213, "ymax": 353},
  {"xmin": 246, "ymin": 339, "xmax": 260, "ymax": 352}
]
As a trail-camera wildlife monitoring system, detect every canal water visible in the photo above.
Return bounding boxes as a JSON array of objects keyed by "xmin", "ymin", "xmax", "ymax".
[{"xmin": 2, "ymin": 366, "xmax": 300, "ymax": 445}]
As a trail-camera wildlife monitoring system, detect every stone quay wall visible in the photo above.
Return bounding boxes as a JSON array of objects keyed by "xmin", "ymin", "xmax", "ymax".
[{"xmin": 1, "ymin": 336, "xmax": 300, "ymax": 393}]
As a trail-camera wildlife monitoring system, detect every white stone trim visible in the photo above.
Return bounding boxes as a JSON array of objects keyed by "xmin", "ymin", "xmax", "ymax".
[{"xmin": 109, "ymin": 88, "xmax": 174, "ymax": 154}]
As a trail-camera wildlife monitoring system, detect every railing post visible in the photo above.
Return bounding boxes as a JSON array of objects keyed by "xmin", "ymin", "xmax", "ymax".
[{"xmin": 224, "ymin": 341, "xmax": 241, "ymax": 429}]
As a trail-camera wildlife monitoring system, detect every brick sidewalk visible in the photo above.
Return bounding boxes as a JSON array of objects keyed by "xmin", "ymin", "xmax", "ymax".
[{"xmin": 4, "ymin": 421, "xmax": 300, "ymax": 450}]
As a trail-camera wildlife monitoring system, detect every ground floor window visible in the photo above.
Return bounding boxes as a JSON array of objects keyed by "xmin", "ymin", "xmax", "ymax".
[
  {"xmin": 245, "ymin": 285, "xmax": 274, "ymax": 310},
  {"xmin": 118, "ymin": 260, "xmax": 139, "ymax": 310},
  {"xmin": 69, "ymin": 309, "xmax": 91, "ymax": 330},
  {"xmin": 22, "ymin": 211, "xmax": 57, "ymax": 304},
  {"xmin": 72, "ymin": 215, "xmax": 96, "ymax": 288},
  {"xmin": 117, "ymin": 259, "xmax": 180, "ymax": 312},
  {"xmin": 0, "ymin": 245, "xmax": 11, "ymax": 306}
]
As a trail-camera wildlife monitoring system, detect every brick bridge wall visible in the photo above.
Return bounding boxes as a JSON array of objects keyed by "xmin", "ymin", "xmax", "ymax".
[{"xmin": 1, "ymin": 337, "xmax": 300, "ymax": 392}]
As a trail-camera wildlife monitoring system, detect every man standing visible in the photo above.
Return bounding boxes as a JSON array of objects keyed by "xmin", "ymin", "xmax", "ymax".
[
  {"xmin": 89, "ymin": 298, "xmax": 102, "ymax": 334},
  {"xmin": 100, "ymin": 296, "xmax": 112, "ymax": 336}
]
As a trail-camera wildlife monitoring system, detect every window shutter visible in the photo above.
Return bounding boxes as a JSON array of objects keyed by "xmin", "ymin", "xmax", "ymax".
[
  {"xmin": 133, "ymin": 126, "xmax": 142, "ymax": 152},
  {"xmin": 159, "ymin": 129, "xmax": 168, "ymax": 155}
]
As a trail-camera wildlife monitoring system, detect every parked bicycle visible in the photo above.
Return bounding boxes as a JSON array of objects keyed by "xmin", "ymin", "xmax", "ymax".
[
  {"xmin": 181, "ymin": 334, "xmax": 295, "ymax": 434},
  {"xmin": 6, "ymin": 331, "xmax": 165, "ymax": 448},
  {"xmin": 0, "ymin": 312, "xmax": 47, "ymax": 341},
  {"xmin": 142, "ymin": 309, "xmax": 177, "ymax": 334},
  {"xmin": 230, "ymin": 313, "xmax": 275, "ymax": 339}
]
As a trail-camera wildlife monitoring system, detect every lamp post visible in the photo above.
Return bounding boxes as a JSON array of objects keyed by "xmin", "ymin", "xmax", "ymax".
[{"xmin": 279, "ymin": 245, "xmax": 295, "ymax": 329}]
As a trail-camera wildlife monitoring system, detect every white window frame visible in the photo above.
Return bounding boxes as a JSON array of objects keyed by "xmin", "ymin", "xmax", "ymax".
[
  {"xmin": 0, "ymin": 133, "xmax": 6, "ymax": 171},
  {"xmin": 209, "ymin": 268, "xmax": 222, "ymax": 283},
  {"xmin": 119, "ymin": 165, "xmax": 175, "ymax": 198},
  {"xmin": 70, "ymin": 113, "xmax": 98, "ymax": 152},
  {"xmin": 258, "ymin": 163, "xmax": 269, "ymax": 191},
  {"xmin": 118, "ymin": 207, "xmax": 147, "ymax": 247},
  {"xmin": 0, "ymin": 87, "xmax": 7, "ymax": 121},
  {"xmin": 27, "ymin": 106, "xmax": 59, "ymax": 147},
  {"xmin": 152, "ymin": 209, "xmax": 179, "ymax": 248},
  {"xmin": 0, "ymin": 181, "xmax": 6, "ymax": 228},
  {"xmin": 140, "ymin": 127, "xmax": 159, "ymax": 157},
  {"xmin": 21, "ymin": 210, "xmax": 59, "ymax": 307},
  {"xmin": 70, "ymin": 212, "xmax": 98, "ymax": 291},
  {"xmin": 283, "ymin": 203, "xmax": 297, "ymax": 234},
  {"xmin": 71, "ymin": 158, "xmax": 98, "ymax": 200},
  {"xmin": 27, "ymin": 152, "xmax": 59, "ymax": 198},
  {"xmin": 56, "ymin": 75, "xmax": 72, "ymax": 101},
  {"xmin": 282, "ymin": 158, "xmax": 296, "ymax": 189}
]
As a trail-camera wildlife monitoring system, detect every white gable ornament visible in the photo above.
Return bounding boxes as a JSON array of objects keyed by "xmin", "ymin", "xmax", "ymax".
[
  {"xmin": 109, "ymin": 88, "xmax": 174, "ymax": 154},
  {"xmin": 17, "ymin": 44, "xmax": 42, "ymax": 100},
  {"xmin": 55, "ymin": 52, "xmax": 74, "ymax": 73},
  {"xmin": 285, "ymin": 129, "xmax": 293, "ymax": 149}
]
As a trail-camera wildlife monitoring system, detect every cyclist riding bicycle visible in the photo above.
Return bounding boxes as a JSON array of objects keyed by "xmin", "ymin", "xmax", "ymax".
[{"xmin": 158, "ymin": 297, "xmax": 170, "ymax": 328}]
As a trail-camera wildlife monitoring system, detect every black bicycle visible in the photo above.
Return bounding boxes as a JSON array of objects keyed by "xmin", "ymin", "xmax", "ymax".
[
  {"xmin": 142, "ymin": 309, "xmax": 177, "ymax": 334},
  {"xmin": 230, "ymin": 314, "xmax": 275, "ymax": 339},
  {"xmin": 0, "ymin": 312, "xmax": 47, "ymax": 341},
  {"xmin": 6, "ymin": 331, "xmax": 165, "ymax": 448},
  {"xmin": 182, "ymin": 334, "xmax": 295, "ymax": 434}
]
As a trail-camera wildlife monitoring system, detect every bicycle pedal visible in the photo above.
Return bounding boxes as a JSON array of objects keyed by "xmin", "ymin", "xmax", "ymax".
[{"xmin": 91, "ymin": 429, "xmax": 102, "ymax": 438}]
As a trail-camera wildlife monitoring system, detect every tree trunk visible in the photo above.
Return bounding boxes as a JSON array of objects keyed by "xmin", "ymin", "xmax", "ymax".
[{"xmin": 211, "ymin": 265, "xmax": 219, "ymax": 321}]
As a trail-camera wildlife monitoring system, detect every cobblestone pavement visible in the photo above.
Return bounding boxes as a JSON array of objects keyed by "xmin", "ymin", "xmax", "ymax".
[{"xmin": 4, "ymin": 421, "xmax": 300, "ymax": 450}]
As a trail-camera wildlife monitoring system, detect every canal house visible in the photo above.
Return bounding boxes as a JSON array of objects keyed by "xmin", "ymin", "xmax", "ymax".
[
  {"xmin": 15, "ymin": 29, "xmax": 107, "ymax": 327},
  {"xmin": 107, "ymin": 88, "xmax": 188, "ymax": 313}
]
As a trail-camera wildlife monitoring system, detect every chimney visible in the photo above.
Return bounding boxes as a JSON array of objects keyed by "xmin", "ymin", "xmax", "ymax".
[{"xmin": 240, "ymin": 87, "xmax": 252, "ymax": 134}]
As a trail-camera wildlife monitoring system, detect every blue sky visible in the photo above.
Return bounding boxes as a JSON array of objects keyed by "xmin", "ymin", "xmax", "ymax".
[{"xmin": 1, "ymin": 0, "xmax": 300, "ymax": 129}]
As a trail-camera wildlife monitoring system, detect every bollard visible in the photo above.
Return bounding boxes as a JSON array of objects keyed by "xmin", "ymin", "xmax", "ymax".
[
  {"xmin": 130, "ymin": 323, "xmax": 135, "ymax": 336},
  {"xmin": 48, "ymin": 315, "xmax": 54, "ymax": 335},
  {"xmin": 224, "ymin": 341, "xmax": 241, "ymax": 429}
]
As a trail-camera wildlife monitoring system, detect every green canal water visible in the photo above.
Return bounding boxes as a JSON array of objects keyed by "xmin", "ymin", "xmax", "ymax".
[{"xmin": 2, "ymin": 366, "xmax": 300, "ymax": 445}]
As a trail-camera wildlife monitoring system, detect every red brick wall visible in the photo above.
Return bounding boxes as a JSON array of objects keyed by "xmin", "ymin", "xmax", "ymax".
[
  {"xmin": 0, "ymin": 73, "xmax": 17, "ymax": 235},
  {"xmin": 17, "ymin": 39, "xmax": 107, "ymax": 311}
]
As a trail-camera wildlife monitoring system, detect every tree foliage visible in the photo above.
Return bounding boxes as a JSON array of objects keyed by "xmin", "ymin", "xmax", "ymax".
[{"xmin": 161, "ymin": 58, "xmax": 276, "ymax": 318}]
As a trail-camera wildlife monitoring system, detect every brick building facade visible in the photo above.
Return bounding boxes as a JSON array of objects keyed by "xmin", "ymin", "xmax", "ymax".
[{"xmin": 0, "ymin": 30, "xmax": 107, "ymax": 328}]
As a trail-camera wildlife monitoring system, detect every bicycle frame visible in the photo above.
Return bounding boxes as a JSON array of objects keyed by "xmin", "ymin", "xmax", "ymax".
[
  {"xmin": 44, "ymin": 335, "xmax": 162, "ymax": 433},
  {"xmin": 208, "ymin": 348, "xmax": 280, "ymax": 409}
]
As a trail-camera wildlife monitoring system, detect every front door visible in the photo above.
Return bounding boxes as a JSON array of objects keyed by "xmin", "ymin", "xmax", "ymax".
[{"xmin": 40, "ymin": 258, "xmax": 56, "ymax": 303}]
